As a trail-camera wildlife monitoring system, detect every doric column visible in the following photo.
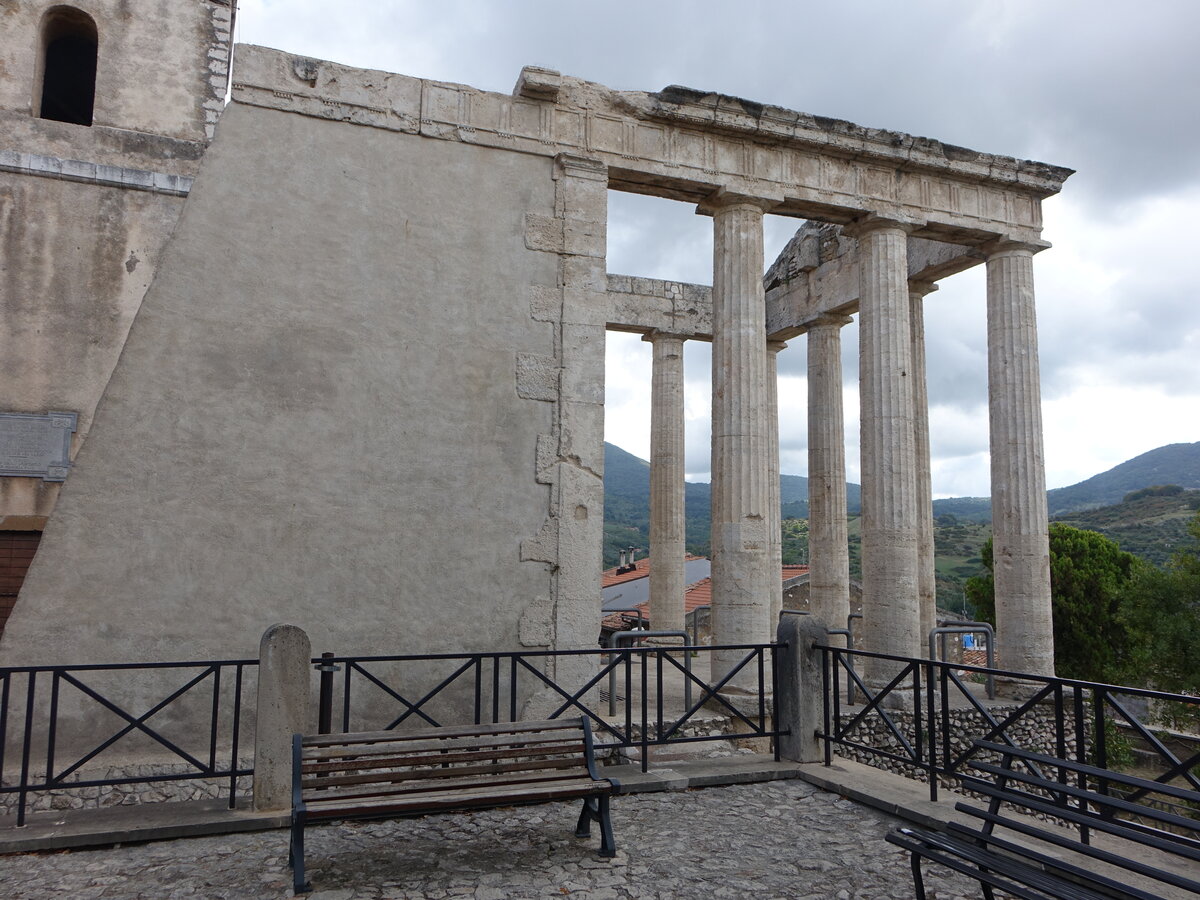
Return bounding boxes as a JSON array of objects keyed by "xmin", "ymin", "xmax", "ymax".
[
  {"xmin": 851, "ymin": 216, "xmax": 922, "ymax": 664},
  {"xmin": 806, "ymin": 314, "xmax": 853, "ymax": 629},
  {"xmin": 644, "ymin": 331, "xmax": 687, "ymax": 635},
  {"xmin": 987, "ymin": 241, "xmax": 1054, "ymax": 675},
  {"xmin": 767, "ymin": 340, "xmax": 787, "ymax": 626},
  {"xmin": 909, "ymin": 282, "xmax": 938, "ymax": 654},
  {"xmin": 704, "ymin": 193, "xmax": 776, "ymax": 689}
]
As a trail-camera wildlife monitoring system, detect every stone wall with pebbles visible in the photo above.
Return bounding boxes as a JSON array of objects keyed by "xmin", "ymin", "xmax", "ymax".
[
  {"xmin": 832, "ymin": 700, "xmax": 1085, "ymax": 785},
  {"xmin": 0, "ymin": 762, "xmax": 252, "ymax": 817}
]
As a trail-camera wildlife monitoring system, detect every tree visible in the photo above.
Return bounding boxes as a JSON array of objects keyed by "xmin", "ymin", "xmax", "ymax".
[
  {"xmin": 1119, "ymin": 509, "xmax": 1200, "ymax": 695},
  {"xmin": 965, "ymin": 524, "xmax": 1141, "ymax": 682}
]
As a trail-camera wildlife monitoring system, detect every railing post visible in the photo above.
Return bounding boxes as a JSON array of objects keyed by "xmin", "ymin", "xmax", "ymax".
[
  {"xmin": 315, "ymin": 652, "xmax": 337, "ymax": 735},
  {"xmin": 776, "ymin": 614, "xmax": 828, "ymax": 763},
  {"xmin": 253, "ymin": 623, "xmax": 313, "ymax": 811}
]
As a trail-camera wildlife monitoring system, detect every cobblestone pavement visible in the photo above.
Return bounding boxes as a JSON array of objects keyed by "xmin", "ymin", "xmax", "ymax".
[{"xmin": 1, "ymin": 780, "xmax": 981, "ymax": 899}]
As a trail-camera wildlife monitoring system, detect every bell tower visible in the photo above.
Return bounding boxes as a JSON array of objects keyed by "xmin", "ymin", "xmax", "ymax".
[{"xmin": 0, "ymin": 1, "xmax": 236, "ymax": 635}]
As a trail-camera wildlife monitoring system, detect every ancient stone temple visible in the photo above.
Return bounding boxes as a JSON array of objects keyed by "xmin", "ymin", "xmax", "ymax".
[{"xmin": 0, "ymin": 1, "xmax": 1072, "ymax": 686}]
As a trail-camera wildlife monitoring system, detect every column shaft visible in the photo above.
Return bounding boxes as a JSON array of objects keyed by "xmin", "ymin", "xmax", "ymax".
[
  {"xmin": 857, "ymin": 220, "xmax": 921, "ymax": 664},
  {"xmin": 767, "ymin": 341, "xmax": 786, "ymax": 626},
  {"xmin": 987, "ymin": 245, "xmax": 1054, "ymax": 675},
  {"xmin": 647, "ymin": 333, "xmax": 687, "ymax": 635},
  {"xmin": 909, "ymin": 285, "xmax": 937, "ymax": 653},
  {"xmin": 709, "ymin": 199, "xmax": 773, "ymax": 688},
  {"xmin": 806, "ymin": 317, "xmax": 851, "ymax": 629}
]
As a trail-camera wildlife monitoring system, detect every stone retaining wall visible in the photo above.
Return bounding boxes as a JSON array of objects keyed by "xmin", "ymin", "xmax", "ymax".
[
  {"xmin": 0, "ymin": 762, "xmax": 252, "ymax": 817},
  {"xmin": 832, "ymin": 701, "xmax": 1085, "ymax": 785}
]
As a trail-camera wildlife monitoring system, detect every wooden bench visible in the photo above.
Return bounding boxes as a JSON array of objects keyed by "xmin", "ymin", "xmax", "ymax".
[
  {"xmin": 886, "ymin": 740, "xmax": 1200, "ymax": 899},
  {"xmin": 288, "ymin": 716, "xmax": 618, "ymax": 894}
]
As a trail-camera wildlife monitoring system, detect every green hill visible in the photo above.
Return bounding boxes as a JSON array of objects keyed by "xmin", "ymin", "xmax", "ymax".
[
  {"xmin": 930, "ymin": 442, "xmax": 1200, "ymax": 522},
  {"xmin": 1046, "ymin": 443, "xmax": 1200, "ymax": 515},
  {"xmin": 603, "ymin": 442, "xmax": 1200, "ymax": 592},
  {"xmin": 603, "ymin": 442, "xmax": 859, "ymax": 565},
  {"xmin": 1052, "ymin": 486, "xmax": 1200, "ymax": 566}
]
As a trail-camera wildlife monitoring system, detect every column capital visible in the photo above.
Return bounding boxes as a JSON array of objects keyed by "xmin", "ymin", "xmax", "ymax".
[
  {"xmin": 695, "ymin": 187, "xmax": 782, "ymax": 217},
  {"xmin": 641, "ymin": 330, "xmax": 689, "ymax": 345},
  {"xmin": 767, "ymin": 339, "xmax": 788, "ymax": 353},
  {"xmin": 842, "ymin": 213, "xmax": 922, "ymax": 239},
  {"xmin": 983, "ymin": 236, "xmax": 1051, "ymax": 258},
  {"xmin": 908, "ymin": 280, "xmax": 939, "ymax": 299},
  {"xmin": 553, "ymin": 153, "xmax": 607, "ymax": 182},
  {"xmin": 803, "ymin": 313, "xmax": 854, "ymax": 332}
]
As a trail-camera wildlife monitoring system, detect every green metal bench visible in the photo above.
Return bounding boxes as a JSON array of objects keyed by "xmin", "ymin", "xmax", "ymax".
[
  {"xmin": 288, "ymin": 717, "xmax": 618, "ymax": 894},
  {"xmin": 887, "ymin": 739, "xmax": 1200, "ymax": 899}
]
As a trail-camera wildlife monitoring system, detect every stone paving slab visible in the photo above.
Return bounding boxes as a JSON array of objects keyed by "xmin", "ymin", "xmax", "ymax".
[
  {"xmin": 0, "ymin": 756, "xmax": 804, "ymax": 855},
  {"xmin": 0, "ymin": 779, "xmax": 979, "ymax": 899}
]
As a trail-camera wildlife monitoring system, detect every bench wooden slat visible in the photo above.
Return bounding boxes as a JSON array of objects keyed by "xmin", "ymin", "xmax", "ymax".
[
  {"xmin": 969, "ymin": 777, "xmax": 1200, "ymax": 864},
  {"xmin": 302, "ymin": 740, "xmax": 585, "ymax": 775},
  {"xmin": 301, "ymin": 775, "xmax": 607, "ymax": 820},
  {"xmin": 947, "ymin": 815, "xmax": 1200, "ymax": 896},
  {"xmin": 301, "ymin": 767, "xmax": 593, "ymax": 806},
  {"xmin": 302, "ymin": 728, "xmax": 583, "ymax": 761},
  {"xmin": 288, "ymin": 716, "xmax": 618, "ymax": 893},
  {"xmin": 970, "ymin": 759, "xmax": 1200, "ymax": 840},
  {"xmin": 301, "ymin": 719, "xmax": 576, "ymax": 748},
  {"xmin": 301, "ymin": 756, "xmax": 585, "ymax": 790},
  {"xmin": 888, "ymin": 738, "xmax": 1200, "ymax": 900},
  {"xmin": 885, "ymin": 829, "xmax": 1069, "ymax": 900},
  {"xmin": 973, "ymin": 739, "xmax": 1200, "ymax": 806}
]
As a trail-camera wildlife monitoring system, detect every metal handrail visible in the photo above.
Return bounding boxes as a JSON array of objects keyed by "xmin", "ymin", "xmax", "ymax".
[
  {"xmin": 315, "ymin": 642, "xmax": 783, "ymax": 773},
  {"xmin": 685, "ymin": 605, "xmax": 710, "ymax": 647},
  {"xmin": 929, "ymin": 622, "xmax": 995, "ymax": 699},
  {"xmin": 607, "ymin": 630, "xmax": 690, "ymax": 716},
  {"xmin": 815, "ymin": 643, "xmax": 1200, "ymax": 803},
  {"xmin": 0, "ymin": 658, "xmax": 256, "ymax": 827}
]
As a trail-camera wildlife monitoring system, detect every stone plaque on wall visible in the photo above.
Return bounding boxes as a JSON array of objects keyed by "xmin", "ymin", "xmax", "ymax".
[{"xmin": 0, "ymin": 412, "xmax": 77, "ymax": 481}]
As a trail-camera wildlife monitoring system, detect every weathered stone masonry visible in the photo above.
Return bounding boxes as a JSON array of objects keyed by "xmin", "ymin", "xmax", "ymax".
[{"xmin": 1, "ymin": 23, "xmax": 1072, "ymax": 714}]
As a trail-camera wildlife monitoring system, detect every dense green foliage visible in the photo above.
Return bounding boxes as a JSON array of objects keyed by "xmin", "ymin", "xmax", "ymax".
[
  {"xmin": 964, "ymin": 512, "xmax": 1200, "ymax": 694},
  {"xmin": 1120, "ymin": 510, "xmax": 1200, "ymax": 695},
  {"xmin": 966, "ymin": 524, "xmax": 1141, "ymax": 682},
  {"xmin": 781, "ymin": 518, "xmax": 809, "ymax": 564}
]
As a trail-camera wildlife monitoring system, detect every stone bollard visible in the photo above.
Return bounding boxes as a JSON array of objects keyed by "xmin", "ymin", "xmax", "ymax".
[
  {"xmin": 253, "ymin": 623, "xmax": 313, "ymax": 811},
  {"xmin": 775, "ymin": 614, "xmax": 829, "ymax": 763}
]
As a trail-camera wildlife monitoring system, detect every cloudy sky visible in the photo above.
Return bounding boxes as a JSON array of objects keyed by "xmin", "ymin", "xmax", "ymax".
[{"xmin": 235, "ymin": 0, "xmax": 1199, "ymax": 497}]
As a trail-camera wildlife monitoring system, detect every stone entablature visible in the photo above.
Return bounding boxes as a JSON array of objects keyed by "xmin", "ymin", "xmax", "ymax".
[
  {"xmin": 232, "ymin": 50, "xmax": 1071, "ymax": 246},
  {"xmin": 605, "ymin": 226, "xmax": 987, "ymax": 342}
]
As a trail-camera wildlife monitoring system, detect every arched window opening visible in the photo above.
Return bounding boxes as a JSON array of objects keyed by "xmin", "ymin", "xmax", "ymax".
[{"xmin": 38, "ymin": 7, "xmax": 98, "ymax": 126}]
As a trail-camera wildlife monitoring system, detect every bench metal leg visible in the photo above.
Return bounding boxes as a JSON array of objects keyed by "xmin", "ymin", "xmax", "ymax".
[
  {"xmin": 596, "ymin": 794, "xmax": 616, "ymax": 858},
  {"xmin": 575, "ymin": 797, "xmax": 595, "ymax": 839},
  {"xmin": 575, "ymin": 795, "xmax": 617, "ymax": 858},
  {"xmin": 290, "ymin": 819, "xmax": 311, "ymax": 895},
  {"xmin": 910, "ymin": 850, "xmax": 928, "ymax": 900}
]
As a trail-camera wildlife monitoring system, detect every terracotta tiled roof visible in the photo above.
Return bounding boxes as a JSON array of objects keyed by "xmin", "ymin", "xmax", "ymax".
[
  {"xmin": 600, "ymin": 553, "xmax": 705, "ymax": 588},
  {"xmin": 613, "ymin": 565, "xmax": 810, "ymax": 626},
  {"xmin": 600, "ymin": 556, "xmax": 650, "ymax": 587}
]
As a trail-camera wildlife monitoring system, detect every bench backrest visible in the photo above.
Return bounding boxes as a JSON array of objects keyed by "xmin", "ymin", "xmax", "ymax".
[
  {"xmin": 961, "ymin": 739, "xmax": 1200, "ymax": 895},
  {"xmin": 971, "ymin": 739, "xmax": 1200, "ymax": 850},
  {"xmin": 293, "ymin": 717, "xmax": 604, "ymax": 810}
]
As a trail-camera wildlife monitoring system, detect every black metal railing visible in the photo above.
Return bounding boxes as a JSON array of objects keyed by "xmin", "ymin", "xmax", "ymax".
[
  {"xmin": 818, "ymin": 644, "xmax": 1200, "ymax": 805},
  {"xmin": 313, "ymin": 643, "xmax": 785, "ymax": 772},
  {"xmin": 0, "ymin": 659, "xmax": 256, "ymax": 826}
]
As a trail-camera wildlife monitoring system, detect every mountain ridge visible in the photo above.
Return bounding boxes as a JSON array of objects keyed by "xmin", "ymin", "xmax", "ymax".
[{"xmin": 603, "ymin": 440, "xmax": 1200, "ymax": 564}]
